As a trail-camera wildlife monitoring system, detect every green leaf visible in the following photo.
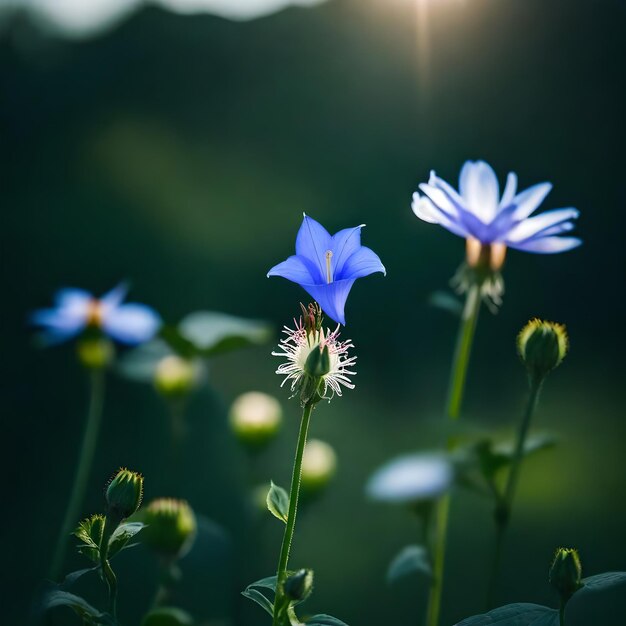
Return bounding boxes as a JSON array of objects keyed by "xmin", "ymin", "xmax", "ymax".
[
  {"xmin": 141, "ymin": 606, "xmax": 194, "ymax": 626},
  {"xmin": 74, "ymin": 515, "xmax": 106, "ymax": 563},
  {"xmin": 178, "ymin": 311, "xmax": 272, "ymax": 357},
  {"xmin": 60, "ymin": 567, "xmax": 98, "ymax": 589},
  {"xmin": 267, "ymin": 481, "xmax": 290, "ymax": 523},
  {"xmin": 306, "ymin": 615, "xmax": 349, "ymax": 626},
  {"xmin": 108, "ymin": 522, "xmax": 145, "ymax": 559},
  {"xmin": 579, "ymin": 571, "xmax": 626, "ymax": 593},
  {"xmin": 40, "ymin": 590, "xmax": 115, "ymax": 624},
  {"xmin": 241, "ymin": 575, "xmax": 278, "ymax": 617},
  {"xmin": 494, "ymin": 433, "xmax": 557, "ymax": 460},
  {"xmin": 428, "ymin": 290, "xmax": 463, "ymax": 317},
  {"xmin": 387, "ymin": 545, "xmax": 431, "ymax": 584},
  {"xmin": 456, "ymin": 603, "xmax": 558, "ymax": 625}
]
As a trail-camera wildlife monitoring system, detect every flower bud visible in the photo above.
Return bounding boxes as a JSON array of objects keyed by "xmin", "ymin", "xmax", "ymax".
[
  {"xmin": 141, "ymin": 498, "xmax": 197, "ymax": 559},
  {"xmin": 105, "ymin": 468, "xmax": 144, "ymax": 520},
  {"xmin": 304, "ymin": 344, "xmax": 331, "ymax": 379},
  {"xmin": 301, "ymin": 439, "xmax": 337, "ymax": 495},
  {"xmin": 141, "ymin": 607, "xmax": 194, "ymax": 626},
  {"xmin": 549, "ymin": 547, "xmax": 582, "ymax": 602},
  {"xmin": 76, "ymin": 337, "xmax": 114, "ymax": 370},
  {"xmin": 229, "ymin": 392, "xmax": 282, "ymax": 448},
  {"xmin": 518, "ymin": 319, "xmax": 568, "ymax": 383},
  {"xmin": 283, "ymin": 568, "xmax": 314, "ymax": 602},
  {"xmin": 154, "ymin": 355, "xmax": 197, "ymax": 398}
]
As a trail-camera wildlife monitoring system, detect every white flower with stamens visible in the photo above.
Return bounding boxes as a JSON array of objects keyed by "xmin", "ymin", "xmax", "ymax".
[{"xmin": 273, "ymin": 316, "xmax": 356, "ymax": 401}]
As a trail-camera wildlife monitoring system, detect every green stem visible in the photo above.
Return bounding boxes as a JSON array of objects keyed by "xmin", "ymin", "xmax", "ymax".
[
  {"xmin": 48, "ymin": 369, "xmax": 106, "ymax": 580},
  {"xmin": 559, "ymin": 600, "xmax": 565, "ymax": 626},
  {"xmin": 426, "ymin": 283, "xmax": 482, "ymax": 626},
  {"xmin": 100, "ymin": 513, "xmax": 122, "ymax": 618},
  {"xmin": 485, "ymin": 379, "xmax": 542, "ymax": 608},
  {"xmin": 272, "ymin": 401, "xmax": 314, "ymax": 626}
]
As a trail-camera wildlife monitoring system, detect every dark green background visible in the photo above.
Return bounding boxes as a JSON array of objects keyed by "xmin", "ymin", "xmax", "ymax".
[{"xmin": 2, "ymin": 0, "xmax": 625, "ymax": 624}]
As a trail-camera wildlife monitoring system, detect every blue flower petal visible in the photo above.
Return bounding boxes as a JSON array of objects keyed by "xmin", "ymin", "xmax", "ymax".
[
  {"xmin": 295, "ymin": 214, "xmax": 332, "ymax": 284},
  {"xmin": 301, "ymin": 278, "xmax": 356, "ymax": 326},
  {"xmin": 339, "ymin": 246, "xmax": 386, "ymax": 280},
  {"xmin": 507, "ymin": 236, "xmax": 582, "ymax": 254},
  {"xmin": 102, "ymin": 304, "xmax": 161, "ymax": 345},
  {"xmin": 331, "ymin": 225, "xmax": 364, "ymax": 276},
  {"xmin": 499, "ymin": 172, "xmax": 518, "ymax": 209},
  {"xmin": 100, "ymin": 282, "xmax": 130, "ymax": 309},
  {"xmin": 510, "ymin": 182, "xmax": 553, "ymax": 220},
  {"xmin": 459, "ymin": 160, "xmax": 500, "ymax": 222},
  {"xmin": 30, "ymin": 308, "xmax": 87, "ymax": 343},
  {"xmin": 267, "ymin": 255, "xmax": 316, "ymax": 284},
  {"xmin": 54, "ymin": 288, "xmax": 92, "ymax": 308},
  {"xmin": 504, "ymin": 208, "xmax": 579, "ymax": 243}
]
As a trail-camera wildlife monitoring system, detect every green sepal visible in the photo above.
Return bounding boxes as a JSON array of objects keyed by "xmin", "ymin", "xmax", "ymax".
[
  {"xmin": 428, "ymin": 290, "xmax": 463, "ymax": 317},
  {"xmin": 455, "ymin": 603, "xmax": 558, "ymax": 625},
  {"xmin": 386, "ymin": 544, "xmax": 431, "ymax": 585},
  {"xmin": 267, "ymin": 481, "xmax": 290, "ymax": 523}
]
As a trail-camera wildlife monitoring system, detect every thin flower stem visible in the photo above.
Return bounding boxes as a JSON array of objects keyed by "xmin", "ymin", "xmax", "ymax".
[
  {"xmin": 486, "ymin": 380, "xmax": 542, "ymax": 607},
  {"xmin": 49, "ymin": 369, "xmax": 106, "ymax": 580},
  {"xmin": 272, "ymin": 401, "xmax": 314, "ymax": 626},
  {"xmin": 100, "ymin": 515, "xmax": 120, "ymax": 619},
  {"xmin": 559, "ymin": 600, "xmax": 565, "ymax": 626},
  {"xmin": 426, "ymin": 283, "xmax": 482, "ymax": 626}
]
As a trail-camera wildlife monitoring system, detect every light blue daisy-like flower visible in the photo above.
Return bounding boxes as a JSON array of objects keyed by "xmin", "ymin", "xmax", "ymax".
[
  {"xmin": 412, "ymin": 160, "xmax": 581, "ymax": 255},
  {"xmin": 267, "ymin": 214, "xmax": 386, "ymax": 325},
  {"xmin": 366, "ymin": 453, "xmax": 453, "ymax": 504},
  {"xmin": 31, "ymin": 283, "xmax": 161, "ymax": 345}
]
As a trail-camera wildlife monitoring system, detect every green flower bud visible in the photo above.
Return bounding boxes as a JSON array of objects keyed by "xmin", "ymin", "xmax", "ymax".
[
  {"xmin": 518, "ymin": 319, "xmax": 568, "ymax": 383},
  {"xmin": 283, "ymin": 568, "xmax": 314, "ymax": 603},
  {"xmin": 154, "ymin": 355, "xmax": 197, "ymax": 398},
  {"xmin": 549, "ymin": 547, "xmax": 582, "ymax": 602},
  {"xmin": 304, "ymin": 345, "xmax": 331, "ymax": 379},
  {"xmin": 76, "ymin": 337, "xmax": 114, "ymax": 370},
  {"xmin": 105, "ymin": 468, "xmax": 144, "ymax": 520},
  {"xmin": 141, "ymin": 607, "xmax": 194, "ymax": 626},
  {"xmin": 141, "ymin": 498, "xmax": 197, "ymax": 559},
  {"xmin": 301, "ymin": 439, "xmax": 337, "ymax": 495},
  {"xmin": 229, "ymin": 392, "xmax": 282, "ymax": 448}
]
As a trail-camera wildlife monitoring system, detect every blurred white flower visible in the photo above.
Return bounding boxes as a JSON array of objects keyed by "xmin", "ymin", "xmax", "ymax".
[{"xmin": 366, "ymin": 453, "xmax": 453, "ymax": 504}]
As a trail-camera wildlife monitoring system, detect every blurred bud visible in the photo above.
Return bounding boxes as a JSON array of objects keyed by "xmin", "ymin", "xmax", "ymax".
[
  {"xmin": 141, "ymin": 607, "xmax": 194, "ymax": 626},
  {"xmin": 76, "ymin": 337, "xmax": 114, "ymax": 370},
  {"xmin": 154, "ymin": 355, "xmax": 196, "ymax": 398},
  {"xmin": 141, "ymin": 498, "xmax": 197, "ymax": 560},
  {"xmin": 549, "ymin": 547, "xmax": 582, "ymax": 602},
  {"xmin": 304, "ymin": 344, "xmax": 331, "ymax": 379},
  {"xmin": 518, "ymin": 319, "xmax": 568, "ymax": 383},
  {"xmin": 283, "ymin": 568, "xmax": 314, "ymax": 602},
  {"xmin": 105, "ymin": 468, "xmax": 144, "ymax": 520},
  {"xmin": 301, "ymin": 439, "xmax": 337, "ymax": 495},
  {"xmin": 229, "ymin": 392, "xmax": 282, "ymax": 448}
]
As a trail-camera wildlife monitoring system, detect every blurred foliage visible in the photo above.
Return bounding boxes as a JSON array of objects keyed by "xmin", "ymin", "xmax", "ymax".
[{"xmin": 2, "ymin": 0, "xmax": 626, "ymax": 625}]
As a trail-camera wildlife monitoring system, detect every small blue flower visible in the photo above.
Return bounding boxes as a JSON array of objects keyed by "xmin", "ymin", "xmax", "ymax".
[
  {"xmin": 267, "ymin": 214, "xmax": 386, "ymax": 325},
  {"xmin": 366, "ymin": 453, "xmax": 453, "ymax": 504},
  {"xmin": 412, "ymin": 160, "xmax": 581, "ymax": 254},
  {"xmin": 31, "ymin": 283, "xmax": 161, "ymax": 345}
]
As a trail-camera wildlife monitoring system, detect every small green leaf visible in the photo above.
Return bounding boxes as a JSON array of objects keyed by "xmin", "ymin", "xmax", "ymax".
[
  {"xmin": 248, "ymin": 575, "xmax": 278, "ymax": 591},
  {"xmin": 108, "ymin": 522, "xmax": 145, "ymax": 559},
  {"xmin": 306, "ymin": 615, "xmax": 349, "ymax": 626},
  {"xmin": 40, "ymin": 590, "xmax": 114, "ymax": 624},
  {"xmin": 74, "ymin": 515, "xmax": 106, "ymax": 563},
  {"xmin": 267, "ymin": 481, "xmax": 290, "ymax": 523},
  {"xmin": 141, "ymin": 606, "xmax": 194, "ymax": 625},
  {"xmin": 428, "ymin": 291, "xmax": 463, "ymax": 317},
  {"xmin": 456, "ymin": 603, "xmax": 558, "ymax": 625},
  {"xmin": 494, "ymin": 433, "xmax": 557, "ymax": 460},
  {"xmin": 60, "ymin": 567, "xmax": 98, "ymax": 589},
  {"xmin": 387, "ymin": 545, "xmax": 431, "ymax": 585},
  {"xmin": 178, "ymin": 311, "xmax": 272, "ymax": 357},
  {"xmin": 580, "ymin": 571, "xmax": 626, "ymax": 593},
  {"xmin": 242, "ymin": 588, "xmax": 275, "ymax": 616}
]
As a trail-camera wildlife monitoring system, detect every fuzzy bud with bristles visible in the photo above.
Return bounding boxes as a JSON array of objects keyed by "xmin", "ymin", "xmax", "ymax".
[
  {"xmin": 77, "ymin": 337, "xmax": 114, "ymax": 370},
  {"xmin": 141, "ymin": 498, "xmax": 197, "ymax": 560},
  {"xmin": 518, "ymin": 319, "xmax": 568, "ymax": 383},
  {"xmin": 154, "ymin": 355, "xmax": 197, "ymax": 398},
  {"xmin": 549, "ymin": 547, "xmax": 582, "ymax": 602},
  {"xmin": 105, "ymin": 468, "xmax": 144, "ymax": 521}
]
